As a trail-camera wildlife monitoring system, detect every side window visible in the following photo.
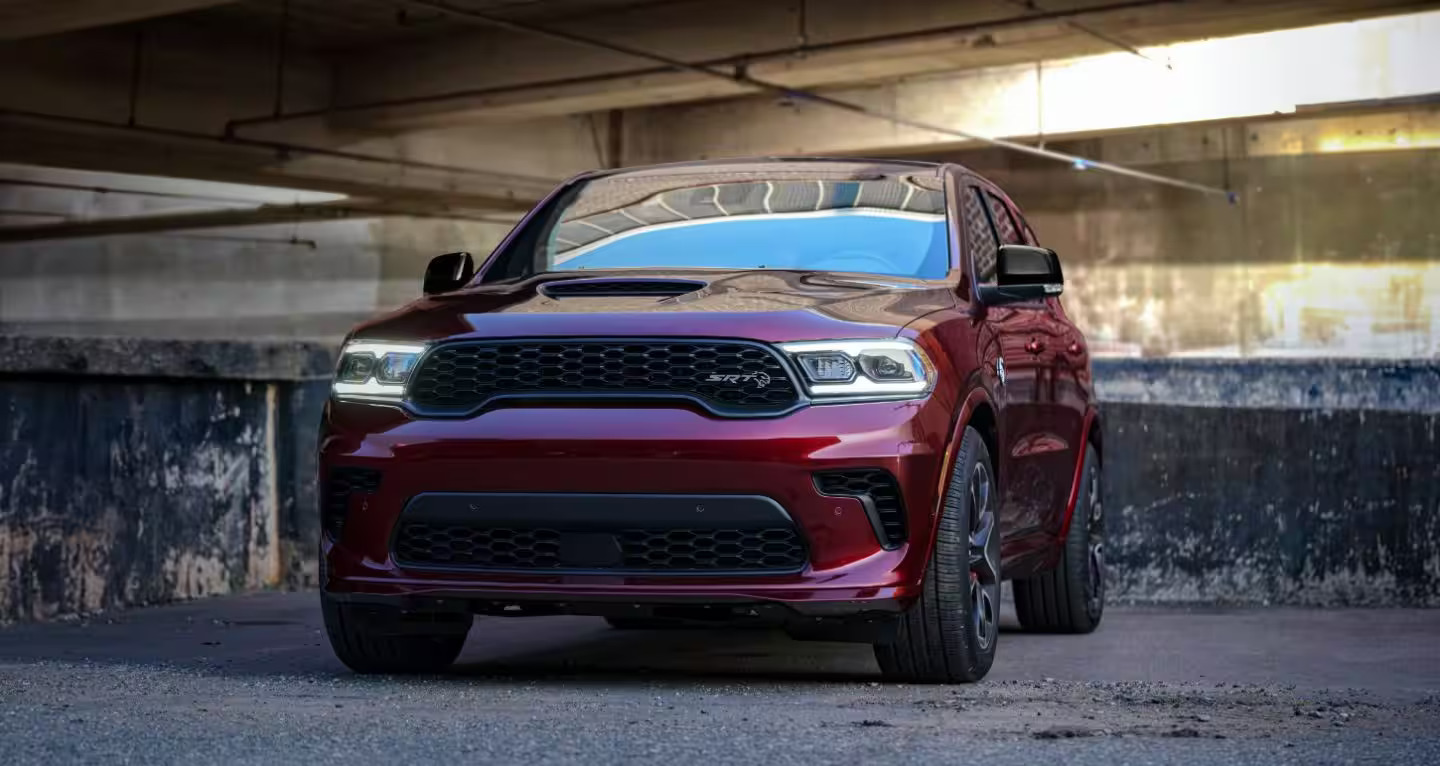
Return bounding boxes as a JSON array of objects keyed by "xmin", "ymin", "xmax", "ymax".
[
  {"xmin": 962, "ymin": 186, "xmax": 999, "ymax": 283},
  {"xmin": 984, "ymin": 191, "xmax": 1024, "ymax": 246}
]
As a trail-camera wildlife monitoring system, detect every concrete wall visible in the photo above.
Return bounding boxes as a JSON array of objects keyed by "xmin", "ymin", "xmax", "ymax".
[
  {"xmin": 928, "ymin": 126, "xmax": 1440, "ymax": 358},
  {"xmin": 1, "ymin": 337, "xmax": 1435, "ymax": 622},
  {"xmin": 0, "ymin": 165, "xmax": 517, "ymax": 336},
  {"xmin": 1095, "ymin": 359, "xmax": 1440, "ymax": 606},
  {"xmin": 0, "ymin": 337, "xmax": 333, "ymax": 622},
  {"xmin": 0, "ymin": 377, "xmax": 281, "ymax": 620}
]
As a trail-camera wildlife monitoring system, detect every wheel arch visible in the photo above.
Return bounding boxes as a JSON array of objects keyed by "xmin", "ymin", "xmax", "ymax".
[
  {"xmin": 1086, "ymin": 409, "xmax": 1103, "ymax": 465},
  {"xmin": 920, "ymin": 386, "xmax": 998, "ymax": 566},
  {"xmin": 1058, "ymin": 407, "xmax": 1103, "ymax": 540}
]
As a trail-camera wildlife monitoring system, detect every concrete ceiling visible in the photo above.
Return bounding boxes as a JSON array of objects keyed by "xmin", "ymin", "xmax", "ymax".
[
  {"xmin": 181, "ymin": 0, "xmax": 671, "ymax": 51},
  {"xmin": 2, "ymin": 0, "xmax": 1437, "ymax": 242},
  {"xmin": 204, "ymin": 0, "xmax": 1440, "ymax": 132},
  {"xmin": 0, "ymin": 0, "xmax": 239, "ymax": 40}
]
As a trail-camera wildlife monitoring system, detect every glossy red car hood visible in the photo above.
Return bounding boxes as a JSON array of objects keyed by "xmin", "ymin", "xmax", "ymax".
[{"xmin": 350, "ymin": 270, "xmax": 957, "ymax": 344}]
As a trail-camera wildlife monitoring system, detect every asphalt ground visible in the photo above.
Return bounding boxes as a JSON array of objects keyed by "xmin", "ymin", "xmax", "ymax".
[{"xmin": 1, "ymin": 591, "xmax": 1437, "ymax": 764}]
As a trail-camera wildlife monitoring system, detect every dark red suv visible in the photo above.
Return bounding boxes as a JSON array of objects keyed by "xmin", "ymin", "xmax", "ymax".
[{"xmin": 320, "ymin": 158, "xmax": 1104, "ymax": 683}]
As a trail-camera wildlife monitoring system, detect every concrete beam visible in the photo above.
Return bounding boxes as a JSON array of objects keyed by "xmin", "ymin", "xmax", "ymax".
[
  {"xmin": 0, "ymin": 0, "xmax": 238, "ymax": 40},
  {"xmin": 292, "ymin": 0, "xmax": 1440, "ymax": 131},
  {"xmin": 0, "ymin": 111, "xmax": 556, "ymax": 211},
  {"xmin": 0, "ymin": 198, "xmax": 505, "ymax": 243},
  {"xmin": 621, "ymin": 10, "xmax": 1440, "ymax": 163}
]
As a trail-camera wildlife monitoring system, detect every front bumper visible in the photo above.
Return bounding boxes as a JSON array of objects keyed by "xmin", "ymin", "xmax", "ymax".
[{"xmin": 320, "ymin": 395, "xmax": 953, "ymax": 613}]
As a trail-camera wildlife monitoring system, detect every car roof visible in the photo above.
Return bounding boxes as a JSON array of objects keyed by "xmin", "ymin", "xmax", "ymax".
[{"xmin": 587, "ymin": 156, "xmax": 951, "ymax": 181}]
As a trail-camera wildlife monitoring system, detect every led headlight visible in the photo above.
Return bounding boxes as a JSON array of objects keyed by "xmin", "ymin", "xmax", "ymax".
[
  {"xmin": 794, "ymin": 352, "xmax": 857, "ymax": 383},
  {"xmin": 780, "ymin": 338, "xmax": 934, "ymax": 402},
  {"xmin": 332, "ymin": 341, "xmax": 427, "ymax": 402}
]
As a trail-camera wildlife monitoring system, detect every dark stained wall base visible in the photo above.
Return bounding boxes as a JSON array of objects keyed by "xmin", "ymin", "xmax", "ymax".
[
  {"xmin": 1103, "ymin": 403, "xmax": 1440, "ymax": 607},
  {"xmin": 0, "ymin": 376, "xmax": 283, "ymax": 622}
]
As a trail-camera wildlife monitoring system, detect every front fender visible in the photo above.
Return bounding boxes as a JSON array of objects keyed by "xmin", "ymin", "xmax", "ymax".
[{"xmin": 917, "ymin": 385, "xmax": 996, "ymax": 573}]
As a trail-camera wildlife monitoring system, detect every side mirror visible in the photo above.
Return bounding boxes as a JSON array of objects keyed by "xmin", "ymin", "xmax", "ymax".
[
  {"xmin": 423, "ymin": 252, "xmax": 475, "ymax": 295},
  {"xmin": 977, "ymin": 245, "xmax": 1063, "ymax": 306}
]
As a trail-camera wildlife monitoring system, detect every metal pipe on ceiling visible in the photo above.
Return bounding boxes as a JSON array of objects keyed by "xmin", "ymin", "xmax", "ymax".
[
  {"xmin": 0, "ymin": 197, "xmax": 515, "ymax": 244},
  {"xmin": 389, "ymin": 0, "xmax": 1235, "ymax": 199},
  {"xmin": 224, "ymin": 0, "xmax": 1180, "ymax": 132},
  {"xmin": 163, "ymin": 232, "xmax": 319, "ymax": 249}
]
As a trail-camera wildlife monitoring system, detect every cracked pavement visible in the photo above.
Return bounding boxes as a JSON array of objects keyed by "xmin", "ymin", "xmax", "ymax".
[{"xmin": 1, "ymin": 592, "xmax": 1437, "ymax": 764}]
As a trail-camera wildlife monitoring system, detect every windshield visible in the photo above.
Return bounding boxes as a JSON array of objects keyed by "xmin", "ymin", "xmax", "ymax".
[{"xmin": 485, "ymin": 168, "xmax": 952, "ymax": 282}]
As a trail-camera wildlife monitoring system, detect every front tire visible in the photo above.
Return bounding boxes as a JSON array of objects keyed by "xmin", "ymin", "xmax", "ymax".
[
  {"xmin": 1014, "ymin": 442, "xmax": 1104, "ymax": 633},
  {"xmin": 322, "ymin": 594, "xmax": 470, "ymax": 674},
  {"xmin": 873, "ymin": 425, "xmax": 1000, "ymax": 683}
]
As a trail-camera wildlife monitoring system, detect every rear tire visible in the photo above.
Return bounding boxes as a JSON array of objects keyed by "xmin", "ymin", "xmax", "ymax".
[
  {"xmin": 1014, "ymin": 442, "xmax": 1104, "ymax": 634},
  {"xmin": 873, "ymin": 426, "xmax": 1000, "ymax": 683},
  {"xmin": 322, "ymin": 594, "xmax": 470, "ymax": 674}
]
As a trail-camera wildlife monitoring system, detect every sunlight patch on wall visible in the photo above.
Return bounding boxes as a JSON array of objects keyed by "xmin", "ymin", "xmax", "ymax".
[{"xmin": 1069, "ymin": 262, "xmax": 1440, "ymax": 359}]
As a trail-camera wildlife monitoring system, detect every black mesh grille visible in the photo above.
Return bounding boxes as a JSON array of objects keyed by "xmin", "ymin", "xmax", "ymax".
[
  {"xmin": 397, "ymin": 526, "xmax": 563, "ymax": 569},
  {"xmin": 814, "ymin": 469, "xmax": 907, "ymax": 547},
  {"xmin": 324, "ymin": 467, "xmax": 381, "ymax": 537},
  {"xmin": 617, "ymin": 528, "xmax": 805, "ymax": 570},
  {"xmin": 541, "ymin": 280, "xmax": 705, "ymax": 297},
  {"xmin": 408, "ymin": 340, "xmax": 799, "ymax": 414},
  {"xmin": 394, "ymin": 524, "xmax": 806, "ymax": 572}
]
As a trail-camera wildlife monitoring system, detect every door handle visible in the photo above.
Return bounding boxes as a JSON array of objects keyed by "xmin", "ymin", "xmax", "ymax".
[{"xmin": 1024, "ymin": 338, "xmax": 1046, "ymax": 355}]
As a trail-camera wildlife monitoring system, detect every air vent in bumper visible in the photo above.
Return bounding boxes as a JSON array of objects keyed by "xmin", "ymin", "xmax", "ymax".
[
  {"xmin": 395, "ymin": 524, "xmax": 806, "ymax": 572},
  {"xmin": 814, "ymin": 469, "xmax": 907, "ymax": 548},
  {"xmin": 324, "ymin": 467, "xmax": 381, "ymax": 538},
  {"xmin": 391, "ymin": 492, "xmax": 808, "ymax": 574}
]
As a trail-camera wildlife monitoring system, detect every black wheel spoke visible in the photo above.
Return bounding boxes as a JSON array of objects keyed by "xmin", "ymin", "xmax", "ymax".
[
  {"xmin": 967, "ymin": 461, "xmax": 1000, "ymax": 650},
  {"xmin": 968, "ymin": 510, "xmax": 998, "ymax": 584},
  {"xmin": 1084, "ymin": 465, "xmax": 1105, "ymax": 618}
]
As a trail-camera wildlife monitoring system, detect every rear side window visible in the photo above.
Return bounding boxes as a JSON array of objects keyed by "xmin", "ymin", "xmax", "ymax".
[
  {"xmin": 984, "ymin": 191, "xmax": 1024, "ymax": 246},
  {"xmin": 962, "ymin": 187, "xmax": 999, "ymax": 282}
]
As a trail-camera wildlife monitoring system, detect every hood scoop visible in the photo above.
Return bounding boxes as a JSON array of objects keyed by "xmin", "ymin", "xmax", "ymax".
[{"xmin": 541, "ymin": 278, "xmax": 707, "ymax": 298}]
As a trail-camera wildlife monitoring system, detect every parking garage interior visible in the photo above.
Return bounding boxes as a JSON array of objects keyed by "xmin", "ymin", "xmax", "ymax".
[{"xmin": 0, "ymin": 0, "xmax": 1437, "ymax": 762}]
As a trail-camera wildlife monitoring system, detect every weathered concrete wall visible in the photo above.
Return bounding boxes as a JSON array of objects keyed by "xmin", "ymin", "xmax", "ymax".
[
  {"xmin": 932, "ymin": 129, "xmax": 1440, "ymax": 358},
  {"xmin": 0, "ymin": 336, "xmax": 332, "ymax": 623},
  {"xmin": 276, "ymin": 379, "xmax": 329, "ymax": 590},
  {"xmin": 1, "ymin": 339, "xmax": 1436, "ymax": 622},
  {"xmin": 0, "ymin": 377, "xmax": 280, "ymax": 621},
  {"xmin": 1096, "ymin": 359, "xmax": 1440, "ymax": 606},
  {"xmin": 1103, "ymin": 402, "xmax": 1439, "ymax": 607}
]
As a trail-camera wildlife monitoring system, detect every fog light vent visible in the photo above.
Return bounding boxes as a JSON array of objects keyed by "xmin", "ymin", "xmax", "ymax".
[
  {"xmin": 814, "ymin": 469, "xmax": 907, "ymax": 548},
  {"xmin": 324, "ymin": 467, "xmax": 381, "ymax": 538}
]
